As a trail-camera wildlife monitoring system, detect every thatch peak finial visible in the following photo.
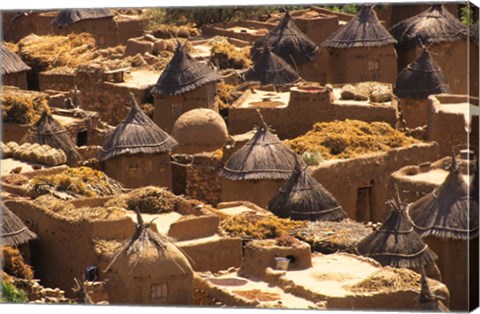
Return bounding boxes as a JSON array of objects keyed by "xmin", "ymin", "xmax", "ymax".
[
  {"xmin": 419, "ymin": 267, "xmax": 436, "ymax": 302},
  {"xmin": 450, "ymin": 147, "xmax": 458, "ymax": 172}
]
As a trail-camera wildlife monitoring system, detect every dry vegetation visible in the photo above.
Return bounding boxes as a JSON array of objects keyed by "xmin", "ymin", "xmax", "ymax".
[
  {"xmin": 93, "ymin": 239, "xmax": 124, "ymax": 257},
  {"xmin": 348, "ymin": 267, "xmax": 421, "ymax": 293},
  {"xmin": 233, "ymin": 289, "xmax": 280, "ymax": 301},
  {"xmin": 1, "ymin": 87, "xmax": 50, "ymax": 124},
  {"xmin": 207, "ymin": 36, "xmax": 252, "ymax": 70},
  {"xmin": 220, "ymin": 212, "xmax": 305, "ymax": 239},
  {"xmin": 105, "ymin": 186, "xmax": 178, "ymax": 214},
  {"xmin": 1, "ymin": 246, "xmax": 34, "ymax": 280},
  {"xmin": 31, "ymin": 167, "xmax": 123, "ymax": 198},
  {"xmin": 286, "ymin": 119, "xmax": 418, "ymax": 160}
]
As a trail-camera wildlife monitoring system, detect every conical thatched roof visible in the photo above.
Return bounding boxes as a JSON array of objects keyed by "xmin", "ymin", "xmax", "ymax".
[
  {"xmin": 97, "ymin": 95, "xmax": 177, "ymax": 161},
  {"xmin": 244, "ymin": 48, "xmax": 301, "ymax": 86},
  {"xmin": 357, "ymin": 192, "xmax": 438, "ymax": 268},
  {"xmin": 322, "ymin": 5, "xmax": 396, "ymax": 49},
  {"xmin": 407, "ymin": 155, "xmax": 479, "ymax": 240},
  {"xmin": 390, "ymin": 4, "xmax": 468, "ymax": 51},
  {"xmin": 268, "ymin": 162, "xmax": 347, "ymax": 221},
  {"xmin": 51, "ymin": 9, "xmax": 114, "ymax": 27},
  {"xmin": 418, "ymin": 271, "xmax": 450, "ymax": 312},
  {"xmin": 1, "ymin": 202, "xmax": 37, "ymax": 247},
  {"xmin": 251, "ymin": 11, "xmax": 318, "ymax": 66},
  {"xmin": 151, "ymin": 42, "xmax": 222, "ymax": 96},
  {"xmin": 23, "ymin": 111, "xmax": 82, "ymax": 165},
  {"xmin": 1, "ymin": 44, "xmax": 31, "ymax": 75},
  {"xmin": 219, "ymin": 120, "xmax": 300, "ymax": 180},
  {"xmin": 393, "ymin": 48, "xmax": 449, "ymax": 99}
]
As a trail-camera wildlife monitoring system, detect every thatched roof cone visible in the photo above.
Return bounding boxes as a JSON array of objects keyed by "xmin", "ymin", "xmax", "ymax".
[
  {"xmin": 393, "ymin": 48, "xmax": 450, "ymax": 99},
  {"xmin": 357, "ymin": 194, "xmax": 438, "ymax": 268},
  {"xmin": 322, "ymin": 5, "xmax": 396, "ymax": 49},
  {"xmin": 1, "ymin": 202, "xmax": 38, "ymax": 247},
  {"xmin": 407, "ymin": 154, "xmax": 479, "ymax": 240},
  {"xmin": 268, "ymin": 163, "xmax": 347, "ymax": 221},
  {"xmin": 244, "ymin": 48, "xmax": 301, "ymax": 86},
  {"xmin": 418, "ymin": 271, "xmax": 450, "ymax": 312},
  {"xmin": 23, "ymin": 110, "xmax": 82, "ymax": 165},
  {"xmin": 151, "ymin": 42, "xmax": 222, "ymax": 96},
  {"xmin": 97, "ymin": 95, "xmax": 177, "ymax": 161},
  {"xmin": 1, "ymin": 44, "xmax": 31, "ymax": 75},
  {"xmin": 251, "ymin": 11, "xmax": 319, "ymax": 66},
  {"xmin": 219, "ymin": 125, "xmax": 300, "ymax": 181},
  {"xmin": 51, "ymin": 9, "xmax": 114, "ymax": 27},
  {"xmin": 390, "ymin": 4, "xmax": 468, "ymax": 51}
]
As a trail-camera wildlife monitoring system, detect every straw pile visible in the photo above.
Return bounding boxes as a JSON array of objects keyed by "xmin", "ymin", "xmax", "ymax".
[
  {"xmin": 348, "ymin": 267, "xmax": 421, "ymax": 293},
  {"xmin": 208, "ymin": 36, "xmax": 251, "ymax": 70},
  {"xmin": 216, "ymin": 82, "xmax": 244, "ymax": 109},
  {"xmin": 1, "ymin": 246, "xmax": 34, "ymax": 280},
  {"xmin": 1, "ymin": 87, "xmax": 50, "ymax": 124},
  {"xmin": 150, "ymin": 23, "xmax": 200, "ymax": 39},
  {"xmin": 104, "ymin": 186, "xmax": 178, "ymax": 214},
  {"xmin": 286, "ymin": 120, "xmax": 418, "ymax": 160},
  {"xmin": 233, "ymin": 289, "xmax": 280, "ymax": 302},
  {"xmin": 220, "ymin": 212, "xmax": 305, "ymax": 239},
  {"xmin": 30, "ymin": 167, "xmax": 123, "ymax": 198},
  {"xmin": 33, "ymin": 195, "xmax": 126, "ymax": 220}
]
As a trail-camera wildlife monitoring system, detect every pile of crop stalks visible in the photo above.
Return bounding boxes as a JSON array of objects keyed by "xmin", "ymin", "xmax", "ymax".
[
  {"xmin": 220, "ymin": 212, "xmax": 306, "ymax": 239},
  {"xmin": 30, "ymin": 167, "xmax": 124, "ymax": 198},
  {"xmin": 208, "ymin": 36, "xmax": 251, "ymax": 70},
  {"xmin": 93, "ymin": 239, "xmax": 123, "ymax": 258},
  {"xmin": 285, "ymin": 119, "xmax": 418, "ymax": 160},
  {"xmin": 34, "ymin": 195, "xmax": 127, "ymax": 220},
  {"xmin": 1, "ymin": 86, "xmax": 50, "ymax": 124},
  {"xmin": 150, "ymin": 23, "xmax": 200, "ymax": 39},
  {"xmin": 291, "ymin": 219, "xmax": 371, "ymax": 254},
  {"xmin": 104, "ymin": 186, "xmax": 178, "ymax": 214},
  {"xmin": 348, "ymin": 267, "xmax": 421, "ymax": 293},
  {"xmin": 1, "ymin": 246, "xmax": 34, "ymax": 280}
]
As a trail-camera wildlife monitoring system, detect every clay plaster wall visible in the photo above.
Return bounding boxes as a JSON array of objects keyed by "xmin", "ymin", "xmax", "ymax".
[
  {"xmin": 185, "ymin": 155, "xmax": 223, "ymax": 206},
  {"xmin": 153, "ymin": 82, "xmax": 218, "ymax": 133},
  {"xmin": 3, "ymin": 72, "xmax": 29, "ymax": 89},
  {"xmin": 221, "ymin": 178, "xmax": 286, "ymax": 209},
  {"xmin": 38, "ymin": 72, "xmax": 77, "ymax": 92},
  {"xmin": 399, "ymin": 98, "xmax": 430, "ymax": 129},
  {"xmin": 103, "ymin": 153, "xmax": 172, "ymax": 189},
  {"xmin": 2, "ymin": 123, "xmax": 30, "ymax": 143},
  {"xmin": 326, "ymin": 45, "xmax": 397, "ymax": 85}
]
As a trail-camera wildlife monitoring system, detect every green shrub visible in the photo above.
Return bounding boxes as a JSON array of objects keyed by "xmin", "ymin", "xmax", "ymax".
[{"xmin": 0, "ymin": 282, "xmax": 28, "ymax": 303}]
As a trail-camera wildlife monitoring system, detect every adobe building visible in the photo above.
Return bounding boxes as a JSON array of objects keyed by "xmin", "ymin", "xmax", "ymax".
[
  {"xmin": 322, "ymin": 5, "xmax": 398, "ymax": 85},
  {"xmin": 390, "ymin": 5, "xmax": 469, "ymax": 94},
  {"xmin": 393, "ymin": 49, "xmax": 450, "ymax": 129},
  {"xmin": 471, "ymin": 21, "xmax": 479, "ymax": 97},
  {"xmin": 251, "ymin": 11, "xmax": 319, "ymax": 83},
  {"xmin": 151, "ymin": 42, "xmax": 223, "ymax": 133},
  {"xmin": 97, "ymin": 96, "xmax": 178, "ymax": 189},
  {"xmin": 388, "ymin": 3, "xmax": 460, "ymax": 30},
  {"xmin": 228, "ymin": 84, "xmax": 397, "ymax": 140},
  {"xmin": 268, "ymin": 163, "xmax": 347, "ymax": 221},
  {"xmin": 1, "ymin": 44, "xmax": 31, "ymax": 89},
  {"xmin": 356, "ymin": 193, "xmax": 441, "ymax": 281},
  {"xmin": 407, "ymin": 155, "xmax": 479, "ymax": 311},
  {"xmin": 219, "ymin": 125, "xmax": 299, "ymax": 209},
  {"xmin": 426, "ymin": 94, "xmax": 479, "ymax": 157}
]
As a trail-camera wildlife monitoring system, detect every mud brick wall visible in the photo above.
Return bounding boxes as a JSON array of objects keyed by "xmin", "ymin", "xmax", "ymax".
[
  {"xmin": 38, "ymin": 72, "xmax": 77, "ymax": 92},
  {"xmin": 186, "ymin": 155, "xmax": 223, "ymax": 206}
]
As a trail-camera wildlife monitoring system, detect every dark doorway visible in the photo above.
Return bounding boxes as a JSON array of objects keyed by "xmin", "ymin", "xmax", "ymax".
[
  {"xmin": 77, "ymin": 130, "xmax": 88, "ymax": 147},
  {"xmin": 355, "ymin": 187, "xmax": 372, "ymax": 222}
]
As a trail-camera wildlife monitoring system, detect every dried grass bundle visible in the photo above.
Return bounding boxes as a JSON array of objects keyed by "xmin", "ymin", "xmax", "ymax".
[
  {"xmin": 1, "ymin": 246, "xmax": 34, "ymax": 280},
  {"xmin": 105, "ymin": 186, "xmax": 178, "ymax": 214},
  {"xmin": 348, "ymin": 267, "xmax": 421, "ymax": 293},
  {"xmin": 208, "ymin": 36, "xmax": 251, "ymax": 70},
  {"xmin": 1, "ymin": 87, "xmax": 50, "ymax": 124}
]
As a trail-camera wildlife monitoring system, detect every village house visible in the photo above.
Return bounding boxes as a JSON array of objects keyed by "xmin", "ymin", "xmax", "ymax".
[
  {"xmin": 1, "ymin": 44, "xmax": 31, "ymax": 89},
  {"xmin": 390, "ymin": 4, "xmax": 469, "ymax": 94},
  {"xmin": 426, "ymin": 94, "xmax": 479, "ymax": 157},
  {"xmin": 151, "ymin": 42, "xmax": 223, "ymax": 133},
  {"xmin": 322, "ymin": 5, "xmax": 397, "ymax": 85},
  {"xmin": 251, "ymin": 11, "xmax": 319, "ymax": 83},
  {"xmin": 219, "ymin": 123, "xmax": 299, "ymax": 208},
  {"xmin": 97, "ymin": 95, "xmax": 177, "ymax": 189},
  {"xmin": 268, "ymin": 162, "xmax": 347, "ymax": 221},
  {"xmin": 407, "ymin": 154, "xmax": 478, "ymax": 311},
  {"xmin": 393, "ymin": 48, "xmax": 450, "ymax": 129}
]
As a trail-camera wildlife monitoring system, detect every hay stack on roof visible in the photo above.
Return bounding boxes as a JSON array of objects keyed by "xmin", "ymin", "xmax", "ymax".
[
  {"xmin": 322, "ymin": 5, "xmax": 396, "ymax": 48},
  {"xmin": 393, "ymin": 48, "xmax": 449, "ymax": 99},
  {"xmin": 97, "ymin": 95, "xmax": 177, "ymax": 161},
  {"xmin": 1, "ymin": 44, "xmax": 31, "ymax": 75},
  {"xmin": 418, "ymin": 271, "xmax": 450, "ymax": 312},
  {"xmin": 407, "ymin": 154, "xmax": 479, "ymax": 240},
  {"xmin": 357, "ymin": 191, "xmax": 438, "ymax": 268},
  {"xmin": 244, "ymin": 47, "xmax": 301, "ymax": 86},
  {"xmin": 219, "ymin": 122, "xmax": 300, "ymax": 181},
  {"xmin": 1, "ymin": 202, "xmax": 37, "ymax": 247},
  {"xmin": 390, "ymin": 4, "xmax": 468, "ymax": 51},
  {"xmin": 268, "ymin": 162, "xmax": 347, "ymax": 221},
  {"xmin": 151, "ymin": 42, "xmax": 222, "ymax": 96},
  {"xmin": 251, "ymin": 11, "xmax": 318, "ymax": 66},
  {"xmin": 23, "ymin": 110, "xmax": 82, "ymax": 165},
  {"xmin": 51, "ymin": 9, "xmax": 114, "ymax": 27}
]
